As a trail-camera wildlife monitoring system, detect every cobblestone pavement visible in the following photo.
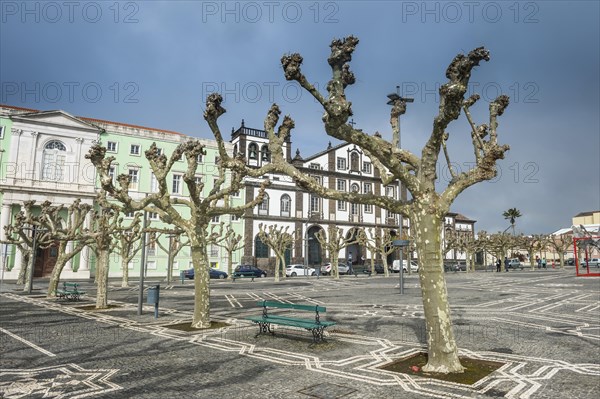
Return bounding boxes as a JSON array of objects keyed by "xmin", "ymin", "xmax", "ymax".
[{"xmin": 1, "ymin": 268, "xmax": 599, "ymax": 398}]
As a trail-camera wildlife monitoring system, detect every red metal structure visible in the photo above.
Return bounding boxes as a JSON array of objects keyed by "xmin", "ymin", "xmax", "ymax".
[{"xmin": 573, "ymin": 236, "xmax": 600, "ymax": 277}]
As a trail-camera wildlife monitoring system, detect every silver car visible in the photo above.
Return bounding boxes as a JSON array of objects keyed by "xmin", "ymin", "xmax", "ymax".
[{"xmin": 320, "ymin": 262, "xmax": 350, "ymax": 275}]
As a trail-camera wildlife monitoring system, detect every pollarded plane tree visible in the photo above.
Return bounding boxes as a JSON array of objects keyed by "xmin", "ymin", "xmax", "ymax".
[
  {"xmin": 113, "ymin": 213, "xmax": 143, "ymax": 287},
  {"xmin": 151, "ymin": 228, "xmax": 189, "ymax": 285},
  {"xmin": 487, "ymin": 232, "xmax": 515, "ymax": 265},
  {"xmin": 208, "ymin": 222, "xmax": 242, "ymax": 279},
  {"xmin": 213, "ymin": 36, "xmax": 510, "ymax": 373},
  {"xmin": 37, "ymin": 199, "xmax": 93, "ymax": 297},
  {"xmin": 87, "ymin": 201, "xmax": 123, "ymax": 309},
  {"xmin": 517, "ymin": 234, "xmax": 548, "ymax": 270},
  {"xmin": 548, "ymin": 233, "xmax": 572, "ymax": 268},
  {"xmin": 2, "ymin": 200, "xmax": 53, "ymax": 291},
  {"xmin": 257, "ymin": 223, "xmax": 296, "ymax": 282},
  {"xmin": 378, "ymin": 228, "xmax": 396, "ymax": 277},
  {"xmin": 356, "ymin": 227, "xmax": 383, "ymax": 275},
  {"xmin": 454, "ymin": 231, "xmax": 478, "ymax": 272},
  {"xmin": 314, "ymin": 225, "xmax": 359, "ymax": 279},
  {"xmin": 87, "ymin": 139, "xmax": 269, "ymax": 328}
]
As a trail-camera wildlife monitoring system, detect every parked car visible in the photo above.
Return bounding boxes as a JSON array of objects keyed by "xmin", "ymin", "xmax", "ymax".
[
  {"xmin": 234, "ymin": 265, "xmax": 267, "ymax": 278},
  {"xmin": 364, "ymin": 264, "xmax": 388, "ymax": 274},
  {"xmin": 566, "ymin": 258, "xmax": 575, "ymax": 266},
  {"xmin": 183, "ymin": 268, "xmax": 228, "ymax": 279},
  {"xmin": 508, "ymin": 258, "xmax": 523, "ymax": 270},
  {"xmin": 444, "ymin": 262, "xmax": 466, "ymax": 272},
  {"xmin": 580, "ymin": 258, "xmax": 600, "ymax": 267},
  {"xmin": 286, "ymin": 264, "xmax": 316, "ymax": 277},
  {"xmin": 392, "ymin": 260, "xmax": 419, "ymax": 273},
  {"xmin": 320, "ymin": 262, "xmax": 351, "ymax": 275}
]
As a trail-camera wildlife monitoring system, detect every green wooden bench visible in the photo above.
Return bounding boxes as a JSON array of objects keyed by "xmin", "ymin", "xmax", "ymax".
[
  {"xmin": 232, "ymin": 271, "xmax": 255, "ymax": 282},
  {"xmin": 56, "ymin": 282, "xmax": 86, "ymax": 301},
  {"xmin": 246, "ymin": 300, "xmax": 336, "ymax": 342}
]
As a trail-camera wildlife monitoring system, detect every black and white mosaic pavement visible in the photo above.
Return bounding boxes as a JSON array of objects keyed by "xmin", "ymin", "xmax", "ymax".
[{"xmin": 1, "ymin": 269, "xmax": 598, "ymax": 398}]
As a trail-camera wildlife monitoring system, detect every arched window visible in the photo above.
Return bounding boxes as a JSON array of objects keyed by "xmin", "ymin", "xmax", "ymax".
[
  {"xmin": 350, "ymin": 152, "xmax": 360, "ymax": 172},
  {"xmin": 280, "ymin": 194, "xmax": 291, "ymax": 217},
  {"xmin": 258, "ymin": 193, "xmax": 269, "ymax": 215},
  {"xmin": 261, "ymin": 145, "xmax": 271, "ymax": 162},
  {"xmin": 248, "ymin": 143, "xmax": 258, "ymax": 159},
  {"xmin": 255, "ymin": 235, "xmax": 269, "ymax": 258},
  {"xmin": 42, "ymin": 140, "xmax": 67, "ymax": 181}
]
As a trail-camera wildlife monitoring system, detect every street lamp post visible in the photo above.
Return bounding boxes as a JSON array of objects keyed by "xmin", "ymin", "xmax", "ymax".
[
  {"xmin": 387, "ymin": 86, "xmax": 414, "ymax": 295},
  {"xmin": 137, "ymin": 209, "xmax": 148, "ymax": 316}
]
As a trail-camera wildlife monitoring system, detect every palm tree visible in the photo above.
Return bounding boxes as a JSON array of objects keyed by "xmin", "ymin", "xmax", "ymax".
[{"xmin": 503, "ymin": 208, "xmax": 522, "ymax": 236}]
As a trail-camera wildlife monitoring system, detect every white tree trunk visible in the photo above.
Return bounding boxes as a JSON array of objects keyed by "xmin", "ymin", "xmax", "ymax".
[
  {"xmin": 95, "ymin": 249, "xmax": 110, "ymax": 309},
  {"xmin": 121, "ymin": 258, "xmax": 130, "ymax": 287},
  {"xmin": 191, "ymin": 242, "xmax": 211, "ymax": 329},
  {"xmin": 413, "ymin": 211, "xmax": 464, "ymax": 373}
]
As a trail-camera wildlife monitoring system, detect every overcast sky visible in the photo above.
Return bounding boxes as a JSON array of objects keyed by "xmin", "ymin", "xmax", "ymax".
[{"xmin": 1, "ymin": 1, "xmax": 598, "ymax": 234}]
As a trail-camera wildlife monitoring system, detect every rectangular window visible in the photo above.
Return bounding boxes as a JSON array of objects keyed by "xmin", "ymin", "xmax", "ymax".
[
  {"xmin": 210, "ymin": 244, "xmax": 219, "ymax": 257},
  {"xmin": 150, "ymin": 173, "xmax": 158, "ymax": 192},
  {"xmin": 172, "ymin": 261, "xmax": 179, "ymax": 270},
  {"xmin": 130, "ymin": 144, "xmax": 140, "ymax": 155},
  {"xmin": 337, "ymin": 157, "xmax": 347, "ymax": 170},
  {"xmin": 107, "ymin": 141, "xmax": 118, "ymax": 152},
  {"xmin": 363, "ymin": 182, "xmax": 372, "ymax": 194},
  {"xmin": 337, "ymin": 179, "xmax": 346, "ymax": 192},
  {"xmin": 338, "ymin": 200, "xmax": 347, "ymax": 211},
  {"xmin": 172, "ymin": 174, "xmax": 182, "ymax": 194},
  {"xmin": 0, "ymin": 126, "xmax": 5, "ymax": 139},
  {"xmin": 125, "ymin": 211, "xmax": 134, "ymax": 218},
  {"xmin": 149, "ymin": 212, "xmax": 159, "ymax": 220},
  {"xmin": 351, "ymin": 203, "xmax": 359, "ymax": 215},
  {"xmin": 211, "ymin": 215, "xmax": 220, "ymax": 223},
  {"xmin": 385, "ymin": 186, "xmax": 395, "ymax": 198},
  {"xmin": 147, "ymin": 260, "xmax": 156, "ymax": 270},
  {"xmin": 309, "ymin": 163, "xmax": 321, "ymax": 170},
  {"xmin": 196, "ymin": 154, "xmax": 203, "ymax": 163},
  {"xmin": 231, "ymin": 214, "xmax": 240, "ymax": 221},
  {"xmin": 128, "ymin": 169, "xmax": 139, "ymax": 190},
  {"xmin": 147, "ymin": 237, "xmax": 156, "ymax": 256},
  {"xmin": 365, "ymin": 204, "xmax": 373, "ymax": 213},
  {"xmin": 362, "ymin": 161, "xmax": 372, "ymax": 174},
  {"xmin": 108, "ymin": 165, "xmax": 116, "ymax": 183},
  {"xmin": 310, "ymin": 194, "xmax": 320, "ymax": 213}
]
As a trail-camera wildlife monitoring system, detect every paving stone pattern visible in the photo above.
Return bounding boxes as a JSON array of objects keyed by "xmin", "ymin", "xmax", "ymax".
[{"xmin": 0, "ymin": 269, "xmax": 599, "ymax": 398}]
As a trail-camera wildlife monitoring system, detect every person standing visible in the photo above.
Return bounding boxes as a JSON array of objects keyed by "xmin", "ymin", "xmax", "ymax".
[
  {"xmin": 542, "ymin": 258, "xmax": 547, "ymax": 269},
  {"xmin": 496, "ymin": 259, "xmax": 501, "ymax": 272},
  {"xmin": 537, "ymin": 256, "xmax": 541, "ymax": 269},
  {"xmin": 504, "ymin": 256, "xmax": 509, "ymax": 272}
]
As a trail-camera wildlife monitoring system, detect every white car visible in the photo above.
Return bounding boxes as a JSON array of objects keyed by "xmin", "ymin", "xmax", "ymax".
[
  {"xmin": 320, "ymin": 262, "xmax": 351, "ymax": 275},
  {"xmin": 286, "ymin": 264, "xmax": 316, "ymax": 277},
  {"xmin": 392, "ymin": 259, "xmax": 419, "ymax": 273},
  {"xmin": 581, "ymin": 258, "xmax": 600, "ymax": 267}
]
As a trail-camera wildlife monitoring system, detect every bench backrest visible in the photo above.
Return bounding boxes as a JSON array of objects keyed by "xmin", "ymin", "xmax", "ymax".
[
  {"xmin": 63, "ymin": 282, "xmax": 79, "ymax": 289},
  {"xmin": 257, "ymin": 300, "xmax": 326, "ymax": 313}
]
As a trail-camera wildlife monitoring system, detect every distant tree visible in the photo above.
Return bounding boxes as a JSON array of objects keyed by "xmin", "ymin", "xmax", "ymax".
[
  {"xmin": 3, "ymin": 200, "xmax": 53, "ymax": 291},
  {"xmin": 487, "ymin": 233, "xmax": 515, "ymax": 265},
  {"xmin": 547, "ymin": 233, "xmax": 572, "ymax": 268},
  {"xmin": 152, "ymin": 228, "xmax": 189, "ymax": 285},
  {"xmin": 315, "ymin": 225, "xmax": 359, "ymax": 279},
  {"xmin": 208, "ymin": 222, "xmax": 243, "ymax": 279},
  {"xmin": 517, "ymin": 234, "xmax": 548, "ymax": 270},
  {"xmin": 38, "ymin": 199, "xmax": 93, "ymax": 296},
  {"xmin": 257, "ymin": 223, "xmax": 295, "ymax": 282},
  {"xmin": 503, "ymin": 208, "xmax": 522, "ymax": 236},
  {"xmin": 113, "ymin": 213, "xmax": 143, "ymax": 287}
]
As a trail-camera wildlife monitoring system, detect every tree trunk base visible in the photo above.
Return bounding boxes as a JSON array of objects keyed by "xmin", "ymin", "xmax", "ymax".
[{"xmin": 191, "ymin": 320, "xmax": 212, "ymax": 329}]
